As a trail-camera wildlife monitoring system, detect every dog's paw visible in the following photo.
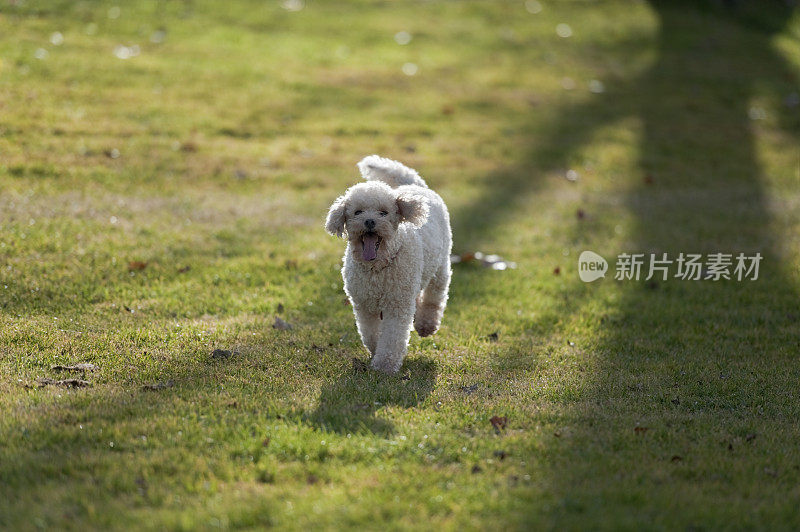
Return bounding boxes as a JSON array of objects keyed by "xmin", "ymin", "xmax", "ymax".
[{"xmin": 414, "ymin": 321, "xmax": 438, "ymax": 337}]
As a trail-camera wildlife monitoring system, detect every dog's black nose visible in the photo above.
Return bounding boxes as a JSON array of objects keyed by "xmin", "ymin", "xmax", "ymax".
[{"xmin": 364, "ymin": 219, "xmax": 376, "ymax": 230}]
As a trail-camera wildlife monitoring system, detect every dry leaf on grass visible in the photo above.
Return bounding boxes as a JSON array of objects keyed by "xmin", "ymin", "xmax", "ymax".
[
  {"xmin": 128, "ymin": 261, "xmax": 148, "ymax": 271},
  {"xmin": 211, "ymin": 349, "xmax": 237, "ymax": 360},
  {"xmin": 490, "ymin": 415, "xmax": 508, "ymax": 432},
  {"xmin": 51, "ymin": 363, "xmax": 98, "ymax": 372},
  {"xmin": 180, "ymin": 141, "xmax": 198, "ymax": 153},
  {"xmin": 38, "ymin": 378, "xmax": 91, "ymax": 388}
]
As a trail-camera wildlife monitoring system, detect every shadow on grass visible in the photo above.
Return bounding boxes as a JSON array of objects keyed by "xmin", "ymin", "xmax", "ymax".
[
  {"xmin": 443, "ymin": 0, "xmax": 799, "ymax": 526},
  {"xmin": 307, "ymin": 357, "xmax": 437, "ymax": 435},
  {"xmin": 460, "ymin": 1, "xmax": 799, "ymax": 526}
]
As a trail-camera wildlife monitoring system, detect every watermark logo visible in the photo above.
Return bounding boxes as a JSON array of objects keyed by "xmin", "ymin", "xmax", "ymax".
[
  {"xmin": 578, "ymin": 251, "xmax": 762, "ymax": 282},
  {"xmin": 578, "ymin": 250, "xmax": 608, "ymax": 282}
]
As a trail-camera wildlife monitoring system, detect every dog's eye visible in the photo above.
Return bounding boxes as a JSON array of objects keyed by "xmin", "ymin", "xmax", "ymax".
[
  {"xmin": 354, "ymin": 210, "xmax": 363, "ymax": 215},
  {"xmin": 379, "ymin": 211, "xmax": 388, "ymax": 217}
]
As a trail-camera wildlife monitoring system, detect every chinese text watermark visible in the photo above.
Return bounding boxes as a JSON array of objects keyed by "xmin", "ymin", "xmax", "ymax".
[{"xmin": 579, "ymin": 251, "xmax": 762, "ymax": 282}]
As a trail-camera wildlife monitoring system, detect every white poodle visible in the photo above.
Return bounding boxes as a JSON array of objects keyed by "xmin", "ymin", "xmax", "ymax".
[{"xmin": 325, "ymin": 155, "xmax": 452, "ymax": 374}]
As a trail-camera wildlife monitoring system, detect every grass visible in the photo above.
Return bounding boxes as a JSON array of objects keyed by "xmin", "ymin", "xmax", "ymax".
[{"xmin": 1, "ymin": 0, "xmax": 799, "ymax": 529}]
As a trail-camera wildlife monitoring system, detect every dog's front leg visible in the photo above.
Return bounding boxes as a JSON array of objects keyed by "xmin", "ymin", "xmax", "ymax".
[
  {"xmin": 370, "ymin": 306, "xmax": 414, "ymax": 374},
  {"xmin": 353, "ymin": 305, "xmax": 381, "ymax": 356}
]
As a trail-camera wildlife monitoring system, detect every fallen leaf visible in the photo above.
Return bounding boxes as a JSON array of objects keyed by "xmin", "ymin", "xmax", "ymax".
[
  {"xmin": 272, "ymin": 317, "xmax": 293, "ymax": 330},
  {"xmin": 51, "ymin": 363, "xmax": 98, "ymax": 372},
  {"xmin": 211, "ymin": 349, "xmax": 236, "ymax": 360},
  {"xmin": 141, "ymin": 380, "xmax": 174, "ymax": 391},
  {"xmin": 460, "ymin": 384, "xmax": 479, "ymax": 395},
  {"xmin": 128, "ymin": 261, "xmax": 147, "ymax": 271},
  {"xmin": 634, "ymin": 426, "xmax": 649, "ymax": 435},
  {"xmin": 490, "ymin": 416, "xmax": 507, "ymax": 432},
  {"xmin": 38, "ymin": 378, "xmax": 90, "ymax": 388}
]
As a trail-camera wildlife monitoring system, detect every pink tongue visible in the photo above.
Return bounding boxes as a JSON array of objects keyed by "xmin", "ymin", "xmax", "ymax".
[{"xmin": 362, "ymin": 234, "xmax": 379, "ymax": 261}]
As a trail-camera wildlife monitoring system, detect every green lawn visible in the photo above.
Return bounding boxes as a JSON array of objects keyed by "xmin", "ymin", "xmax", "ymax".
[{"xmin": 2, "ymin": 0, "xmax": 799, "ymax": 529}]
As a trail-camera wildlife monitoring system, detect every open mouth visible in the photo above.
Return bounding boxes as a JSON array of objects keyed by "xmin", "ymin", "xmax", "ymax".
[{"xmin": 361, "ymin": 232, "xmax": 381, "ymax": 261}]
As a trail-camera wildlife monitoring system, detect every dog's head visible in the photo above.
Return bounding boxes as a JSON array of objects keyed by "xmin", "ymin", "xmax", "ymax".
[{"xmin": 325, "ymin": 181, "xmax": 428, "ymax": 263}]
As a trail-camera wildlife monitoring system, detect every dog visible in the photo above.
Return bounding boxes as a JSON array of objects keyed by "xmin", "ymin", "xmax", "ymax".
[{"xmin": 325, "ymin": 155, "xmax": 452, "ymax": 374}]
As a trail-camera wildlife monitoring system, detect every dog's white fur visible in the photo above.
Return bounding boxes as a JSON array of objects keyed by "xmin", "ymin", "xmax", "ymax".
[{"xmin": 325, "ymin": 155, "xmax": 452, "ymax": 374}]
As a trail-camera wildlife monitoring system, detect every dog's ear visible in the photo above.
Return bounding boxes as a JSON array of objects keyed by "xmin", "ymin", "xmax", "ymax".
[
  {"xmin": 396, "ymin": 192, "xmax": 429, "ymax": 227},
  {"xmin": 325, "ymin": 195, "xmax": 348, "ymax": 237}
]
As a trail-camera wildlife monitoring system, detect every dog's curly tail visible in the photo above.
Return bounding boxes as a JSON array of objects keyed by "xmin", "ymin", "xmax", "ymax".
[{"xmin": 357, "ymin": 155, "xmax": 428, "ymax": 189}]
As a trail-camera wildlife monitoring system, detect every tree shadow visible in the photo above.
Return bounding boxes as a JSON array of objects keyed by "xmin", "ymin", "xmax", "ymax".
[
  {"xmin": 442, "ymin": 0, "xmax": 798, "ymax": 524},
  {"xmin": 307, "ymin": 357, "xmax": 437, "ymax": 435},
  {"xmin": 515, "ymin": 1, "xmax": 800, "ymax": 525}
]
